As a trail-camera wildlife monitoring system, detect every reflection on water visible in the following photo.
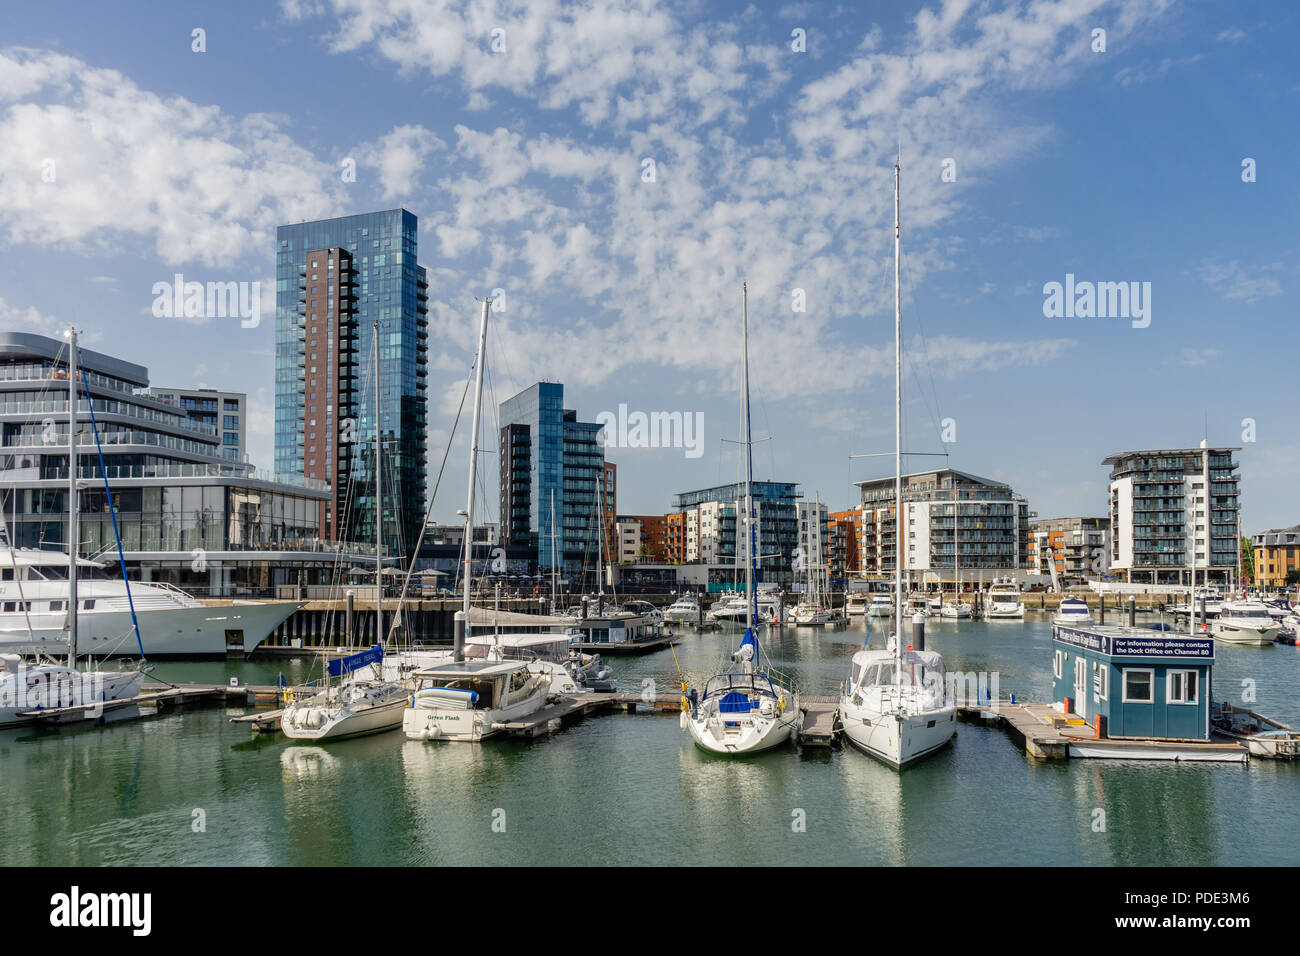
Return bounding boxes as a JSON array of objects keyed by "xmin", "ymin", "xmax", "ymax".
[{"xmin": 0, "ymin": 617, "xmax": 1296, "ymax": 866}]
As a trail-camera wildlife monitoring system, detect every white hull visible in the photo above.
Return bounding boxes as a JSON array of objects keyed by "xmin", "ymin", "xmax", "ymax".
[
  {"xmin": 684, "ymin": 698, "xmax": 801, "ymax": 755},
  {"xmin": 403, "ymin": 682, "xmax": 550, "ymax": 742},
  {"xmin": 0, "ymin": 601, "xmax": 300, "ymax": 658},
  {"xmin": 281, "ymin": 688, "xmax": 409, "ymax": 741},
  {"xmin": 0, "ymin": 666, "xmax": 145, "ymax": 727},
  {"xmin": 939, "ymin": 605, "xmax": 971, "ymax": 619},
  {"xmin": 985, "ymin": 605, "xmax": 1025, "ymax": 619},
  {"xmin": 1210, "ymin": 622, "xmax": 1278, "ymax": 645},
  {"xmin": 839, "ymin": 697, "xmax": 956, "ymax": 768}
]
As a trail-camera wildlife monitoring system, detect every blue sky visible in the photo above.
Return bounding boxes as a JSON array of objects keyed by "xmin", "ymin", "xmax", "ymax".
[{"xmin": 2, "ymin": 0, "xmax": 1297, "ymax": 533}]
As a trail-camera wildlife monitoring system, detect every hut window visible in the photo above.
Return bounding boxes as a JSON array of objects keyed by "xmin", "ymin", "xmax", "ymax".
[
  {"xmin": 1122, "ymin": 669, "xmax": 1154, "ymax": 703},
  {"xmin": 1093, "ymin": 663, "xmax": 1108, "ymax": 701},
  {"xmin": 1167, "ymin": 670, "xmax": 1199, "ymax": 705},
  {"xmin": 1053, "ymin": 649, "xmax": 1063, "ymax": 679}
]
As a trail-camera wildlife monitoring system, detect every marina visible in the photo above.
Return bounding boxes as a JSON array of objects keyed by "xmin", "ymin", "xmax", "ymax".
[{"xmin": 3, "ymin": 614, "xmax": 1299, "ymax": 867}]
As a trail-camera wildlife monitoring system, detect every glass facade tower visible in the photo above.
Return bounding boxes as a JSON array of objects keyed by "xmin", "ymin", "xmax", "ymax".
[
  {"xmin": 498, "ymin": 382, "xmax": 607, "ymax": 574},
  {"xmin": 275, "ymin": 210, "xmax": 428, "ymax": 557}
]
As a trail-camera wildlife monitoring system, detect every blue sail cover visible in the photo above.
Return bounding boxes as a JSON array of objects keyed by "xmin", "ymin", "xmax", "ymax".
[
  {"xmin": 328, "ymin": 644, "xmax": 384, "ymax": 677},
  {"xmin": 739, "ymin": 627, "xmax": 759, "ymax": 667}
]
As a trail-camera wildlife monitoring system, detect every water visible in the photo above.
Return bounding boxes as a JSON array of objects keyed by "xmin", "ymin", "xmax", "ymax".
[{"xmin": 3, "ymin": 614, "xmax": 1297, "ymax": 866}]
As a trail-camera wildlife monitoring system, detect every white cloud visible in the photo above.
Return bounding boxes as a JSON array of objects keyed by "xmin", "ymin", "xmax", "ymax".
[
  {"xmin": 1200, "ymin": 260, "xmax": 1284, "ymax": 302},
  {"xmin": 358, "ymin": 124, "xmax": 445, "ymax": 200},
  {"xmin": 0, "ymin": 48, "xmax": 346, "ymax": 268}
]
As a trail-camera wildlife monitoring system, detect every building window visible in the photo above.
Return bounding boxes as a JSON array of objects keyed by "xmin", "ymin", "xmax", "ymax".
[
  {"xmin": 1167, "ymin": 670, "xmax": 1199, "ymax": 705},
  {"xmin": 1093, "ymin": 662, "xmax": 1108, "ymax": 701},
  {"xmin": 1122, "ymin": 668, "xmax": 1154, "ymax": 703}
]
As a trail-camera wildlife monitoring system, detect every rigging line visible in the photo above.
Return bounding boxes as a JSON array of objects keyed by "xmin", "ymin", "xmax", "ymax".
[
  {"xmin": 385, "ymin": 364, "xmax": 474, "ymax": 644},
  {"xmin": 78, "ymin": 357, "xmax": 146, "ymax": 662},
  {"xmin": 901, "ymin": 265, "xmax": 948, "ymax": 451}
]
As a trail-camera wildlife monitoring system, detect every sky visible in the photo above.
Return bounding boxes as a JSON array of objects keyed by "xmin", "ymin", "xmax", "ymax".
[{"xmin": 2, "ymin": 0, "xmax": 1297, "ymax": 534}]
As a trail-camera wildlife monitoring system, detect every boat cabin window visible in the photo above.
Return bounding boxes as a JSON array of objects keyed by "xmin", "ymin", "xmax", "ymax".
[
  {"xmin": 425, "ymin": 676, "xmax": 500, "ymax": 709},
  {"xmin": 1, "ymin": 568, "xmax": 12, "ymax": 581},
  {"xmin": 508, "ymin": 669, "xmax": 531, "ymax": 692},
  {"xmin": 39, "ymin": 566, "xmax": 69, "ymax": 580}
]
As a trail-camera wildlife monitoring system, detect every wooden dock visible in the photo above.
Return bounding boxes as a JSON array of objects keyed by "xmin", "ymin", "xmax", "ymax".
[
  {"xmin": 798, "ymin": 696, "xmax": 840, "ymax": 747},
  {"xmin": 17, "ymin": 682, "xmax": 253, "ymax": 727}
]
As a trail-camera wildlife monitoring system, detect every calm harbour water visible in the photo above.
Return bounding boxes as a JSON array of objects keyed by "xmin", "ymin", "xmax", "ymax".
[{"xmin": 2, "ymin": 614, "xmax": 1297, "ymax": 866}]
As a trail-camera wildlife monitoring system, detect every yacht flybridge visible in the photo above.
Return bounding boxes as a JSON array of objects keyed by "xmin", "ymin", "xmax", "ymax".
[
  {"xmin": 681, "ymin": 284, "xmax": 801, "ymax": 756},
  {"xmin": 837, "ymin": 156, "xmax": 956, "ymax": 769},
  {"xmin": 984, "ymin": 579, "xmax": 1025, "ymax": 620}
]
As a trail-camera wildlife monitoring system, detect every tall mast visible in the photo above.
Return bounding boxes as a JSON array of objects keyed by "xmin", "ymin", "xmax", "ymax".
[
  {"xmin": 67, "ymin": 327, "xmax": 79, "ymax": 665},
  {"xmin": 374, "ymin": 321, "xmax": 382, "ymax": 646},
  {"xmin": 459, "ymin": 298, "xmax": 491, "ymax": 661},
  {"xmin": 742, "ymin": 282, "xmax": 755, "ymax": 631},
  {"xmin": 893, "ymin": 155, "xmax": 903, "ymax": 648}
]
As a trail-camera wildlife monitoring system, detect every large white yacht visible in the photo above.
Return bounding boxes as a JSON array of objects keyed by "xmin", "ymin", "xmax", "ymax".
[
  {"xmin": 664, "ymin": 594, "xmax": 701, "ymax": 624},
  {"xmin": 984, "ymin": 579, "xmax": 1025, "ymax": 619},
  {"xmin": 1211, "ymin": 601, "xmax": 1279, "ymax": 646},
  {"xmin": 865, "ymin": 594, "xmax": 894, "ymax": 618},
  {"xmin": 0, "ymin": 546, "xmax": 300, "ymax": 658}
]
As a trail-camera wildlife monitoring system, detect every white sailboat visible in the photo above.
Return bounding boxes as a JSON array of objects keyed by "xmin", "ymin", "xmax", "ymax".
[
  {"xmin": 404, "ymin": 298, "xmax": 553, "ymax": 743},
  {"xmin": 838, "ymin": 156, "xmax": 957, "ymax": 769},
  {"xmin": 682, "ymin": 284, "xmax": 802, "ymax": 755},
  {"xmin": 281, "ymin": 322, "xmax": 408, "ymax": 742},
  {"xmin": 1, "ymin": 328, "xmax": 145, "ymax": 727}
]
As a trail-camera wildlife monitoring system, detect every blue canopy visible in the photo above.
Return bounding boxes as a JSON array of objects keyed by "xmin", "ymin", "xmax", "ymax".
[{"xmin": 328, "ymin": 644, "xmax": 384, "ymax": 677}]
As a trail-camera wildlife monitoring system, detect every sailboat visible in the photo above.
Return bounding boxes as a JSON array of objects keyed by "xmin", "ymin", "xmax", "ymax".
[
  {"xmin": 838, "ymin": 157, "xmax": 957, "ymax": 769},
  {"xmin": 404, "ymin": 299, "xmax": 551, "ymax": 743},
  {"xmin": 791, "ymin": 494, "xmax": 836, "ymax": 625},
  {"xmin": 1, "ymin": 328, "xmax": 145, "ymax": 727},
  {"xmin": 281, "ymin": 322, "xmax": 409, "ymax": 741},
  {"xmin": 681, "ymin": 284, "xmax": 802, "ymax": 755},
  {"xmin": 939, "ymin": 505, "xmax": 971, "ymax": 618}
]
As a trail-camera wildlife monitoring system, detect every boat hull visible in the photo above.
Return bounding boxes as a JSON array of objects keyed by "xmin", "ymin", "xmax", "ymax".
[
  {"xmin": 1210, "ymin": 623, "xmax": 1277, "ymax": 646},
  {"xmin": 685, "ymin": 704, "xmax": 801, "ymax": 755},
  {"xmin": 0, "ymin": 667, "xmax": 145, "ymax": 727},
  {"xmin": 838, "ymin": 698, "xmax": 956, "ymax": 769},
  {"xmin": 281, "ymin": 695, "xmax": 408, "ymax": 741},
  {"xmin": 403, "ymin": 685, "xmax": 551, "ymax": 743},
  {"xmin": 0, "ymin": 601, "xmax": 301, "ymax": 659}
]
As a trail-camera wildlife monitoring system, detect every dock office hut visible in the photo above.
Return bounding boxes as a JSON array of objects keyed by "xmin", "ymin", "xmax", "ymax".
[{"xmin": 1051, "ymin": 624, "xmax": 1214, "ymax": 740}]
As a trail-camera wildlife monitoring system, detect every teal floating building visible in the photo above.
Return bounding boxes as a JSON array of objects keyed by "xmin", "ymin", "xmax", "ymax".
[{"xmin": 1051, "ymin": 624, "xmax": 1214, "ymax": 740}]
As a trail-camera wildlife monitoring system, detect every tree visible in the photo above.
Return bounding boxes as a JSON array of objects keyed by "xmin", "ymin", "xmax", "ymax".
[
  {"xmin": 1241, "ymin": 536, "xmax": 1255, "ymax": 583},
  {"xmin": 1287, "ymin": 569, "xmax": 1300, "ymax": 587}
]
